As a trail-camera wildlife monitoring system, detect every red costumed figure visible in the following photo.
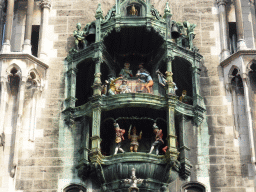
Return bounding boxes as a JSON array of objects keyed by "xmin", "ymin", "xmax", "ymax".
[
  {"xmin": 149, "ymin": 123, "xmax": 164, "ymax": 155},
  {"xmin": 114, "ymin": 123, "xmax": 126, "ymax": 155}
]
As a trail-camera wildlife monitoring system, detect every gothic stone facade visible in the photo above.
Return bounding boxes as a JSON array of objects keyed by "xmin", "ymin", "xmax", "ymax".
[{"xmin": 0, "ymin": 0, "xmax": 256, "ymax": 192}]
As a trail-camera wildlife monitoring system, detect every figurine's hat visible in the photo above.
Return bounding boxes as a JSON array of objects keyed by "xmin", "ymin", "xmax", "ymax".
[
  {"xmin": 124, "ymin": 62, "xmax": 130, "ymax": 66},
  {"xmin": 153, "ymin": 123, "xmax": 158, "ymax": 129}
]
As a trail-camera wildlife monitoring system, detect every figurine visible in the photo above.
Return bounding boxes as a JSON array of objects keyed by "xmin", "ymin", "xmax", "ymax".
[
  {"xmin": 156, "ymin": 69, "xmax": 178, "ymax": 91},
  {"xmin": 130, "ymin": 4, "xmax": 138, "ymax": 16},
  {"xmin": 136, "ymin": 63, "xmax": 149, "ymax": 75},
  {"xmin": 119, "ymin": 79, "xmax": 131, "ymax": 94},
  {"xmin": 149, "ymin": 123, "xmax": 164, "ymax": 155},
  {"xmin": 179, "ymin": 90, "xmax": 192, "ymax": 104},
  {"xmin": 108, "ymin": 76, "xmax": 122, "ymax": 95},
  {"xmin": 73, "ymin": 23, "xmax": 87, "ymax": 50},
  {"xmin": 128, "ymin": 125, "xmax": 142, "ymax": 152},
  {"xmin": 119, "ymin": 63, "xmax": 133, "ymax": 78},
  {"xmin": 136, "ymin": 65, "xmax": 153, "ymax": 93},
  {"xmin": 183, "ymin": 21, "xmax": 196, "ymax": 50},
  {"xmin": 114, "ymin": 123, "xmax": 126, "ymax": 154}
]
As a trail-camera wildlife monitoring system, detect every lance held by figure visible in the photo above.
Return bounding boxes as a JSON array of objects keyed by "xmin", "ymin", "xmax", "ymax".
[
  {"xmin": 128, "ymin": 125, "xmax": 142, "ymax": 152},
  {"xmin": 114, "ymin": 123, "xmax": 126, "ymax": 155}
]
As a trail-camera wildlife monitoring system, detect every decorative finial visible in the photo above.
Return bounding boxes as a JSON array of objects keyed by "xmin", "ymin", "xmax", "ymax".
[
  {"xmin": 95, "ymin": 3, "xmax": 104, "ymax": 19},
  {"xmin": 124, "ymin": 168, "xmax": 144, "ymax": 192},
  {"xmin": 164, "ymin": 2, "xmax": 170, "ymax": 13}
]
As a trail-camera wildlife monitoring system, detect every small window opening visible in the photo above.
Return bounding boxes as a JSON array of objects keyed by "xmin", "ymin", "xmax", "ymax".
[
  {"xmin": 229, "ymin": 22, "xmax": 237, "ymax": 54},
  {"xmin": 31, "ymin": 25, "xmax": 40, "ymax": 57}
]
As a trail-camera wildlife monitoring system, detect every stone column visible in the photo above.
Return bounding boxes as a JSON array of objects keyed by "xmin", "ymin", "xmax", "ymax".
[
  {"xmin": 165, "ymin": 56, "xmax": 178, "ymax": 158},
  {"xmin": 217, "ymin": 0, "xmax": 230, "ymax": 60},
  {"xmin": 11, "ymin": 75, "xmax": 26, "ymax": 177},
  {"xmin": 242, "ymin": 74, "xmax": 256, "ymax": 164},
  {"xmin": 1, "ymin": 0, "xmax": 14, "ymax": 53},
  {"xmin": 0, "ymin": 77, "xmax": 8, "ymax": 134},
  {"xmin": 38, "ymin": 0, "xmax": 51, "ymax": 60},
  {"xmin": 178, "ymin": 114, "xmax": 192, "ymax": 179},
  {"xmin": 0, "ymin": 0, "xmax": 5, "ymax": 51},
  {"xmin": 163, "ymin": 2, "xmax": 172, "ymax": 41},
  {"xmin": 234, "ymin": 0, "xmax": 247, "ymax": 50},
  {"xmin": 92, "ymin": 58, "xmax": 102, "ymax": 96},
  {"xmin": 22, "ymin": 0, "xmax": 34, "ymax": 54}
]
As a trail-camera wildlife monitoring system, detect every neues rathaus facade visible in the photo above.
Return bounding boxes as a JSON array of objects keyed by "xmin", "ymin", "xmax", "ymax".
[{"xmin": 1, "ymin": 0, "xmax": 256, "ymax": 191}]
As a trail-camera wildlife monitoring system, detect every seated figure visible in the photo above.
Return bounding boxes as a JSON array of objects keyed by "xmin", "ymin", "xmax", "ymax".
[
  {"xmin": 119, "ymin": 79, "xmax": 131, "ymax": 94},
  {"xmin": 119, "ymin": 63, "xmax": 133, "ymax": 78}
]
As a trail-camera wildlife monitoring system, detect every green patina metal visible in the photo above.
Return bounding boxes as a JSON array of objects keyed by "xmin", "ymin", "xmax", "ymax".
[{"xmin": 64, "ymin": 1, "xmax": 206, "ymax": 191}]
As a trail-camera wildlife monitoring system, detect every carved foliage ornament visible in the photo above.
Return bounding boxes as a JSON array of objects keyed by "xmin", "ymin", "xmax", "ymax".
[{"xmin": 40, "ymin": 0, "xmax": 51, "ymax": 9}]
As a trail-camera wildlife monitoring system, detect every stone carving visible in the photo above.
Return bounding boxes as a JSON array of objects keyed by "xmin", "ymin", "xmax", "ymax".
[
  {"xmin": 128, "ymin": 125, "xmax": 142, "ymax": 152},
  {"xmin": 40, "ymin": 0, "xmax": 51, "ymax": 9},
  {"xmin": 119, "ymin": 62, "xmax": 133, "ymax": 78},
  {"xmin": 73, "ymin": 23, "xmax": 87, "ymax": 50},
  {"xmin": 124, "ymin": 168, "xmax": 144, "ymax": 192},
  {"xmin": 149, "ymin": 123, "xmax": 164, "ymax": 155},
  {"xmin": 114, "ymin": 123, "xmax": 126, "ymax": 154},
  {"xmin": 179, "ymin": 90, "xmax": 192, "ymax": 104},
  {"xmin": 183, "ymin": 21, "xmax": 196, "ymax": 50},
  {"xmin": 0, "ymin": 132, "xmax": 5, "ymax": 147}
]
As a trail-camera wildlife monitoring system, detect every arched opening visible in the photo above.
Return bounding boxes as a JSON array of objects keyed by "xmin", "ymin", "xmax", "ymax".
[
  {"xmin": 172, "ymin": 57, "xmax": 193, "ymax": 103},
  {"xmin": 63, "ymin": 184, "xmax": 86, "ymax": 192},
  {"xmin": 103, "ymin": 27, "xmax": 164, "ymax": 77},
  {"xmin": 182, "ymin": 182, "xmax": 206, "ymax": 192},
  {"xmin": 100, "ymin": 107, "xmax": 167, "ymax": 156},
  {"xmin": 76, "ymin": 59, "xmax": 95, "ymax": 106}
]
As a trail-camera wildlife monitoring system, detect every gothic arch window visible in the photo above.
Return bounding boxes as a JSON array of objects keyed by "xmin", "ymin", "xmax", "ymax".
[
  {"xmin": 63, "ymin": 184, "xmax": 86, "ymax": 192},
  {"xmin": 181, "ymin": 182, "xmax": 206, "ymax": 192},
  {"xmin": 75, "ymin": 60, "xmax": 95, "ymax": 106}
]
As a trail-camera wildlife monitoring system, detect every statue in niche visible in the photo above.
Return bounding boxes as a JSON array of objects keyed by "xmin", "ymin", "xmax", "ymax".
[
  {"xmin": 114, "ymin": 123, "xmax": 126, "ymax": 154},
  {"xmin": 149, "ymin": 123, "xmax": 164, "ymax": 155},
  {"xmin": 156, "ymin": 69, "xmax": 178, "ymax": 92},
  {"xmin": 119, "ymin": 79, "xmax": 131, "ymax": 94},
  {"xmin": 73, "ymin": 23, "xmax": 87, "ymax": 50},
  {"xmin": 179, "ymin": 90, "xmax": 192, "ymax": 104},
  {"xmin": 183, "ymin": 21, "xmax": 196, "ymax": 50},
  {"xmin": 108, "ymin": 76, "xmax": 122, "ymax": 95},
  {"xmin": 130, "ymin": 4, "xmax": 138, "ymax": 16},
  {"xmin": 136, "ymin": 64, "xmax": 153, "ymax": 93},
  {"xmin": 119, "ymin": 63, "xmax": 133, "ymax": 78},
  {"xmin": 128, "ymin": 125, "xmax": 142, "ymax": 152}
]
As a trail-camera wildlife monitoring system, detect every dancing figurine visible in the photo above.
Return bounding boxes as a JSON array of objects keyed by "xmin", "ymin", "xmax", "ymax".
[
  {"xmin": 149, "ymin": 123, "xmax": 164, "ymax": 155},
  {"xmin": 114, "ymin": 123, "xmax": 126, "ymax": 155},
  {"xmin": 128, "ymin": 125, "xmax": 142, "ymax": 152}
]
